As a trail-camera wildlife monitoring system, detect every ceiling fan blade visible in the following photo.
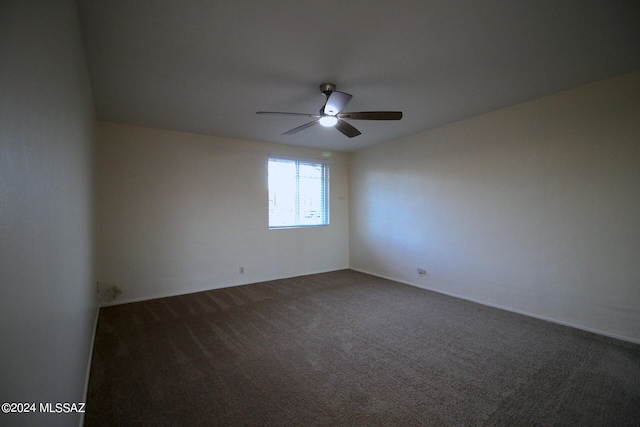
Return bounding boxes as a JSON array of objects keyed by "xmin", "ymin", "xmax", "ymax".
[
  {"xmin": 282, "ymin": 120, "xmax": 319, "ymax": 135},
  {"xmin": 337, "ymin": 111, "xmax": 403, "ymax": 120},
  {"xmin": 257, "ymin": 111, "xmax": 321, "ymax": 118},
  {"xmin": 335, "ymin": 119, "xmax": 361, "ymax": 138},
  {"xmin": 323, "ymin": 91, "xmax": 352, "ymax": 115}
]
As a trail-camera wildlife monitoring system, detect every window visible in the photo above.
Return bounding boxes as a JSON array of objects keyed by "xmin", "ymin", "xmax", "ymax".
[{"xmin": 268, "ymin": 156, "xmax": 329, "ymax": 228}]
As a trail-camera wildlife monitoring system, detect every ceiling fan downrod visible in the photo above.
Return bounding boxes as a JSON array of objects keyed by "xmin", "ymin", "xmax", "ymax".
[{"xmin": 319, "ymin": 83, "xmax": 336, "ymax": 96}]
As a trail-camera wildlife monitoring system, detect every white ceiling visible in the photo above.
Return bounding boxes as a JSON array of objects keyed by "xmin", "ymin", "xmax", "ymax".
[{"xmin": 77, "ymin": 0, "xmax": 640, "ymax": 152}]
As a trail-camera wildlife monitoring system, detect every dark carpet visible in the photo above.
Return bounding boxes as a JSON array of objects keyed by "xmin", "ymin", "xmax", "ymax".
[{"xmin": 85, "ymin": 270, "xmax": 640, "ymax": 426}]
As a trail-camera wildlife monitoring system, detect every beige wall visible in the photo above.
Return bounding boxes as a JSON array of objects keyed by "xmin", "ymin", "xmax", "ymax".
[
  {"xmin": 96, "ymin": 122, "xmax": 349, "ymax": 303},
  {"xmin": 0, "ymin": 1, "xmax": 97, "ymax": 426},
  {"xmin": 350, "ymin": 72, "xmax": 640, "ymax": 342}
]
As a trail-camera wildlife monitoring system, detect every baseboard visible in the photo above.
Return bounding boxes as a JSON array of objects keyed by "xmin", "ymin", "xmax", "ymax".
[
  {"xmin": 79, "ymin": 305, "xmax": 100, "ymax": 427},
  {"xmin": 350, "ymin": 267, "xmax": 640, "ymax": 345}
]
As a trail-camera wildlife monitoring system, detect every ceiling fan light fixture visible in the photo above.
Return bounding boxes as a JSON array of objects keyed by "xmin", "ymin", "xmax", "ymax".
[
  {"xmin": 257, "ymin": 83, "xmax": 402, "ymax": 138},
  {"xmin": 319, "ymin": 115, "xmax": 338, "ymax": 127}
]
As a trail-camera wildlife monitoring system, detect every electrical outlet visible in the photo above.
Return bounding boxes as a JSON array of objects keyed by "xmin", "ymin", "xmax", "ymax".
[
  {"xmin": 239, "ymin": 266, "xmax": 244, "ymax": 274},
  {"xmin": 417, "ymin": 268, "xmax": 427, "ymax": 277}
]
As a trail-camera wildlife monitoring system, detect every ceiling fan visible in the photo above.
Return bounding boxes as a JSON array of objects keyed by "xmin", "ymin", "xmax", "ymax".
[{"xmin": 257, "ymin": 83, "xmax": 402, "ymax": 138}]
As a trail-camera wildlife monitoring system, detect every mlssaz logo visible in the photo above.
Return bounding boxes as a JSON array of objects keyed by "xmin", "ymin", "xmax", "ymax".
[{"xmin": 39, "ymin": 402, "xmax": 86, "ymax": 413}]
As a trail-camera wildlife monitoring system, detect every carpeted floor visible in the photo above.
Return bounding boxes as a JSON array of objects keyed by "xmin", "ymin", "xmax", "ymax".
[{"xmin": 85, "ymin": 270, "xmax": 640, "ymax": 426}]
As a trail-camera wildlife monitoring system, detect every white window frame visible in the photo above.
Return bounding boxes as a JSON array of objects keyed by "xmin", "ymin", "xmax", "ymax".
[{"xmin": 268, "ymin": 156, "xmax": 330, "ymax": 229}]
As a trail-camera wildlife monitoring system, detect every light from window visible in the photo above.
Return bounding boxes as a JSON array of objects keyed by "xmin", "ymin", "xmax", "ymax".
[{"xmin": 268, "ymin": 157, "xmax": 329, "ymax": 228}]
